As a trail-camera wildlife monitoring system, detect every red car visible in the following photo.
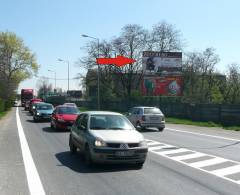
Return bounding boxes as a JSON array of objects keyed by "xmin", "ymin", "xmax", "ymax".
[
  {"xmin": 29, "ymin": 98, "xmax": 42, "ymax": 114},
  {"xmin": 50, "ymin": 105, "xmax": 80, "ymax": 130}
]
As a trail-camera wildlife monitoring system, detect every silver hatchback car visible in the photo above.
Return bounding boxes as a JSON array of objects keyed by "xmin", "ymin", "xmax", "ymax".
[
  {"xmin": 127, "ymin": 107, "xmax": 165, "ymax": 131},
  {"xmin": 69, "ymin": 111, "xmax": 148, "ymax": 168}
]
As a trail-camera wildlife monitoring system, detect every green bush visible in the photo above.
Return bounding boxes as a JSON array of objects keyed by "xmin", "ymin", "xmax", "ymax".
[{"xmin": 0, "ymin": 99, "xmax": 4, "ymax": 112}]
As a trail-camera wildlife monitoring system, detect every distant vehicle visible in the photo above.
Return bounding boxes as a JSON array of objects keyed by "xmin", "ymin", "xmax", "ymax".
[
  {"xmin": 29, "ymin": 98, "xmax": 43, "ymax": 114},
  {"xmin": 31, "ymin": 101, "xmax": 44, "ymax": 115},
  {"xmin": 21, "ymin": 89, "xmax": 33, "ymax": 107},
  {"xmin": 33, "ymin": 103, "xmax": 54, "ymax": 122},
  {"xmin": 24, "ymin": 100, "xmax": 30, "ymax": 111},
  {"xmin": 69, "ymin": 111, "xmax": 148, "ymax": 167},
  {"xmin": 63, "ymin": 103, "xmax": 77, "ymax": 107},
  {"xmin": 50, "ymin": 105, "xmax": 80, "ymax": 131},
  {"xmin": 127, "ymin": 107, "xmax": 165, "ymax": 131}
]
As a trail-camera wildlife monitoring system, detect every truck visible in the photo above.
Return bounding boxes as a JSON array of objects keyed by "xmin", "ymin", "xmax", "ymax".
[{"xmin": 21, "ymin": 89, "xmax": 34, "ymax": 107}]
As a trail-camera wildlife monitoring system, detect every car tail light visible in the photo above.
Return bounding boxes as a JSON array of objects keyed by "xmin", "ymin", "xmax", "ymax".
[{"xmin": 142, "ymin": 116, "xmax": 146, "ymax": 121}]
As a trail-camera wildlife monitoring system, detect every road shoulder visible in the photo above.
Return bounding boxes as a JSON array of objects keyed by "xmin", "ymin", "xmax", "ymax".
[{"xmin": 0, "ymin": 107, "xmax": 29, "ymax": 195}]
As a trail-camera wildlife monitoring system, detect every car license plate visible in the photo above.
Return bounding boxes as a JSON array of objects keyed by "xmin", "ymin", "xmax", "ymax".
[
  {"xmin": 116, "ymin": 151, "xmax": 134, "ymax": 156},
  {"xmin": 150, "ymin": 117, "xmax": 159, "ymax": 120}
]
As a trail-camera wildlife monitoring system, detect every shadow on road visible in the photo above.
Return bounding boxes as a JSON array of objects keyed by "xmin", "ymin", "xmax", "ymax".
[
  {"xmin": 139, "ymin": 128, "xmax": 160, "ymax": 133},
  {"xmin": 55, "ymin": 151, "xmax": 141, "ymax": 173},
  {"xmin": 42, "ymin": 127, "xmax": 69, "ymax": 133}
]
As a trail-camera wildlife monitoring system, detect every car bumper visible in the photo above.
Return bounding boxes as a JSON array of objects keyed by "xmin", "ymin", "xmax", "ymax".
[
  {"xmin": 56, "ymin": 122, "xmax": 73, "ymax": 130},
  {"xmin": 91, "ymin": 147, "xmax": 148, "ymax": 164},
  {"xmin": 35, "ymin": 116, "xmax": 51, "ymax": 121},
  {"xmin": 141, "ymin": 122, "xmax": 165, "ymax": 128}
]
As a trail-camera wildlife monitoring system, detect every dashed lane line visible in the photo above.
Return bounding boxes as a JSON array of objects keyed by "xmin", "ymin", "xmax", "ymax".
[
  {"xmin": 16, "ymin": 107, "xmax": 46, "ymax": 195},
  {"xmin": 146, "ymin": 139, "xmax": 240, "ymax": 186}
]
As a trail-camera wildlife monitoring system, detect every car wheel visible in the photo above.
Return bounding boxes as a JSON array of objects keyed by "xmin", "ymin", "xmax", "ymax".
[
  {"xmin": 69, "ymin": 135, "xmax": 77, "ymax": 154},
  {"xmin": 84, "ymin": 145, "xmax": 92, "ymax": 166},
  {"xmin": 158, "ymin": 127, "xmax": 164, "ymax": 132},
  {"xmin": 136, "ymin": 122, "xmax": 143, "ymax": 131},
  {"xmin": 33, "ymin": 116, "xmax": 37, "ymax": 122}
]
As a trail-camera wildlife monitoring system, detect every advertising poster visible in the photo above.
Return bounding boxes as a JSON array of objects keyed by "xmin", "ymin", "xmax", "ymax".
[
  {"xmin": 142, "ymin": 51, "xmax": 182, "ymax": 74},
  {"xmin": 141, "ymin": 76, "xmax": 183, "ymax": 96}
]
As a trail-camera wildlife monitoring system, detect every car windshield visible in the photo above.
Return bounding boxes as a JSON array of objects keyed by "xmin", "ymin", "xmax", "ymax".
[
  {"xmin": 37, "ymin": 105, "xmax": 53, "ymax": 110},
  {"xmin": 90, "ymin": 114, "xmax": 133, "ymax": 130},
  {"xmin": 58, "ymin": 107, "xmax": 79, "ymax": 114},
  {"xmin": 144, "ymin": 108, "xmax": 162, "ymax": 114}
]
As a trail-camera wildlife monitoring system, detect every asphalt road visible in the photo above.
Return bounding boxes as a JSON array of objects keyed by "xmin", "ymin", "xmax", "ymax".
[{"xmin": 1, "ymin": 107, "xmax": 240, "ymax": 195}]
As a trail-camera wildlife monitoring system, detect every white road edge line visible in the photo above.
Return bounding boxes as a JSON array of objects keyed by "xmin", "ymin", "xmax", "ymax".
[
  {"xmin": 16, "ymin": 107, "xmax": 46, "ymax": 195},
  {"xmin": 166, "ymin": 127, "xmax": 240, "ymax": 142}
]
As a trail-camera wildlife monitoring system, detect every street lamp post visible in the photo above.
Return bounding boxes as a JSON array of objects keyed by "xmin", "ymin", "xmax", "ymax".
[
  {"xmin": 58, "ymin": 58, "xmax": 70, "ymax": 92},
  {"xmin": 48, "ymin": 69, "xmax": 56, "ymax": 90},
  {"xmin": 81, "ymin": 34, "xmax": 100, "ymax": 110}
]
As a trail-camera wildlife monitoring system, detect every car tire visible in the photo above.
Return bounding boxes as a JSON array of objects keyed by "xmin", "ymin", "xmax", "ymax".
[
  {"xmin": 84, "ymin": 145, "xmax": 92, "ymax": 166},
  {"xmin": 158, "ymin": 127, "xmax": 164, "ymax": 132},
  {"xmin": 136, "ymin": 122, "xmax": 143, "ymax": 131},
  {"xmin": 33, "ymin": 116, "xmax": 38, "ymax": 122},
  {"xmin": 69, "ymin": 135, "xmax": 77, "ymax": 154}
]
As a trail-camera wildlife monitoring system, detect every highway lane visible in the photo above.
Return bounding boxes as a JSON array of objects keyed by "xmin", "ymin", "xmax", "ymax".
[{"xmin": 1, "ymin": 107, "xmax": 240, "ymax": 195}]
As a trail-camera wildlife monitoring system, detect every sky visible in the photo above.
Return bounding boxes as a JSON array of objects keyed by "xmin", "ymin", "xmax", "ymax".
[{"xmin": 1, "ymin": 0, "xmax": 240, "ymax": 94}]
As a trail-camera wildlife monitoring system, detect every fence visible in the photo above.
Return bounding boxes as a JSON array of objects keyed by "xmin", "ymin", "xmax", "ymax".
[
  {"xmin": 76, "ymin": 100, "xmax": 240, "ymax": 126},
  {"xmin": 45, "ymin": 96, "xmax": 240, "ymax": 126}
]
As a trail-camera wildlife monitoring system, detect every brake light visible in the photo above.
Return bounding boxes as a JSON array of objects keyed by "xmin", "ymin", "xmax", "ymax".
[{"xmin": 142, "ymin": 116, "xmax": 146, "ymax": 121}]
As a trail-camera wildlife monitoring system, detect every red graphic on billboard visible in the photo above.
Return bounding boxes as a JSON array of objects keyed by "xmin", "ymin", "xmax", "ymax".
[{"xmin": 141, "ymin": 76, "xmax": 183, "ymax": 96}]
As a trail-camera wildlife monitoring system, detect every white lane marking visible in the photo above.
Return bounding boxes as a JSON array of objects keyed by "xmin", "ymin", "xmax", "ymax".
[
  {"xmin": 166, "ymin": 127, "xmax": 240, "ymax": 142},
  {"xmin": 16, "ymin": 107, "xmax": 46, "ymax": 195},
  {"xmin": 147, "ymin": 139, "xmax": 240, "ymax": 185},
  {"xmin": 147, "ymin": 141, "xmax": 162, "ymax": 146},
  {"xmin": 156, "ymin": 148, "xmax": 189, "ymax": 155},
  {"xmin": 173, "ymin": 153, "xmax": 205, "ymax": 161},
  {"xmin": 148, "ymin": 145, "xmax": 171, "ymax": 151},
  {"xmin": 189, "ymin": 158, "xmax": 228, "ymax": 168},
  {"xmin": 211, "ymin": 165, "xmax": 240, "ymax": 176}
]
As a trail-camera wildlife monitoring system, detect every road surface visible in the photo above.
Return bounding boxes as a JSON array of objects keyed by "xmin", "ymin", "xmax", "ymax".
[{"xmin": 1, "ymin": 107, "xmax": 240, "ymax": 195}]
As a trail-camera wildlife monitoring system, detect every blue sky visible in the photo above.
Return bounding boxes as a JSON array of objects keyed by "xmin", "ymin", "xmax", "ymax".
[{"xmin": 1, "ymin": 0, "xmax": 240, "ymax": 93}]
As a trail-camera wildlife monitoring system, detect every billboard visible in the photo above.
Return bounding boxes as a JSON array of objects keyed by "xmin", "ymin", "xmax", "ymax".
[
  {"xmin": 142, "ymin": 51, "xmax": 182, "ymax": 74},
  {"xmin": 141, "ymin": 76, "xmax": 183, "ymax": 96}
]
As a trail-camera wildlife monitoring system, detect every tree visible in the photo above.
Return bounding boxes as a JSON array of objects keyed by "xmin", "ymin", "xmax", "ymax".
[
  {"xmin": 182, "ymin": 48, "xmax": 221, "ymax": 103},
  {"xmin": 37, "ymin": 77, "xmax": 52, "ymax": 98},
  {"xmin": 78, "ymin": 21, "xmax": 183, "ymax": 101},
  {"xmin": 147, "ymin": 21, "xmax": 183, "ymax": 51},
  {"xmin": 223, "ymin": 63, "xmax": 240, "ymax": 104},
  {"xmin": 0, "ymin": 31, "xmax": 39, "ymax": 100}
]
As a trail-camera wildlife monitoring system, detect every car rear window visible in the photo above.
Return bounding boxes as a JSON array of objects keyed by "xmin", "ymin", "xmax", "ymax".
[
  {"xmin": 58, "ymin": 107, "xmax": 80, "ymax": 114},
  {"xmin": 37, "ymin": 105, "xmax": 53, "ymax": 110},
  {"xmin": 144, "ymin": 108, "xmax": 162, "ymax": 114}
]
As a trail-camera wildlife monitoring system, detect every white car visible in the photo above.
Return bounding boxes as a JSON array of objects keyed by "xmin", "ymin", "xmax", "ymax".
[
  {"xmin": 69, "ymin": 111, "xmax": 148, "ymax": 167},
  {"xmin": 127, "ymin": 107, "xmax": 165, "ymax": 131}
]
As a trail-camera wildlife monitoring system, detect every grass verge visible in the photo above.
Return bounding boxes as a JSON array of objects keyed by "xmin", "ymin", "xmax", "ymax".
[{"xmin": 166, "ymin": 117, "xmax": 240, "ymax": 131}]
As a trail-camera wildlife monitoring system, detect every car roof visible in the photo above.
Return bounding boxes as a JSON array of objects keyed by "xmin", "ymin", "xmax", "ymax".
[
  {"xmin": 56, "ymin": 105, "xmax": 77, "ymax": 108},
  {"xmin": 36, "ymin": 102, "xmax": 52, "ymax": 106},
  {"xmin": 33, "ymin": 101, "xmax": 45, "ymax": 105},
  {"xmin": 80, "ymin": 111, "xmax": 122, "ymax": 116}
]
